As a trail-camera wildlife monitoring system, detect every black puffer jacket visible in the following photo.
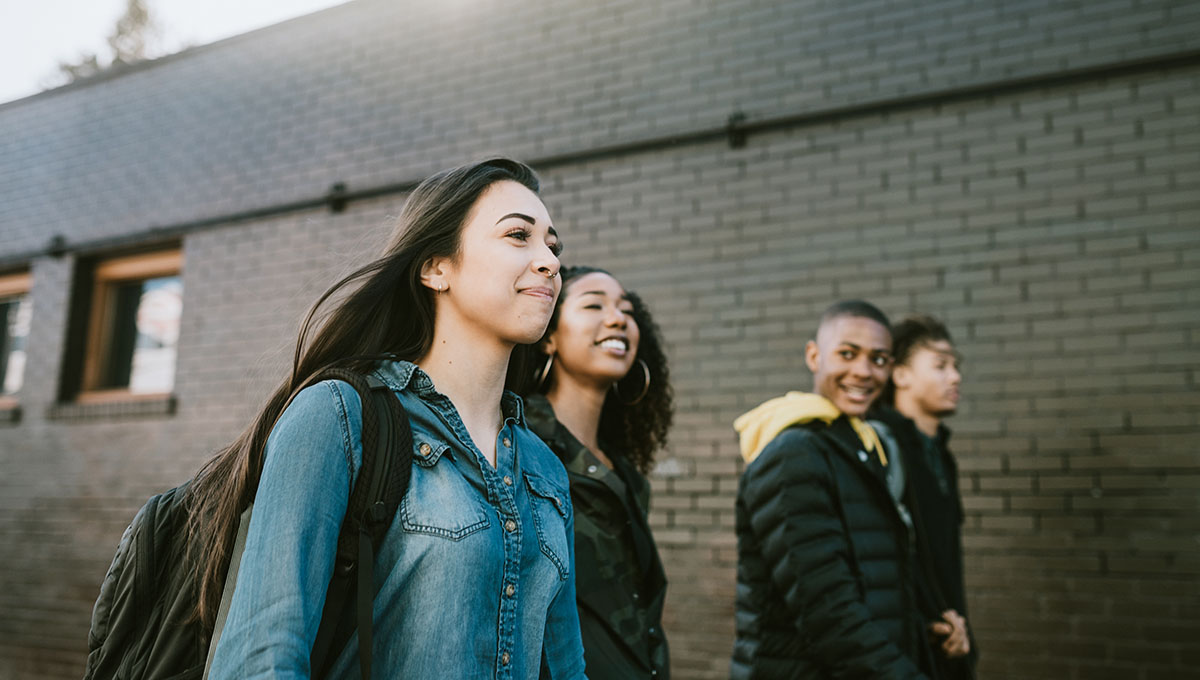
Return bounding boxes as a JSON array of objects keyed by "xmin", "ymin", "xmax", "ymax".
[{"xmin": 732, "ymin": 416, "xmax": 929, "ymax": 679}]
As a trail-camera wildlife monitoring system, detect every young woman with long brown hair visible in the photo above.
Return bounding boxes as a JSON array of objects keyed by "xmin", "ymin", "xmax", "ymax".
[{"xmin": 194, "ymin": 158, "xmax": 587, "ymax": 678}]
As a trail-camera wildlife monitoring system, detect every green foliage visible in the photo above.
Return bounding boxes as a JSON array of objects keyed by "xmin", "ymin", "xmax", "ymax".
[{"xmin": 54, "ymin": 0, "xmax": 158, "ymax": 84}]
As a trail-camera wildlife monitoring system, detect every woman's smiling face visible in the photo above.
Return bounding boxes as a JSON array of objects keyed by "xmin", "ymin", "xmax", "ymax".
[
  {"xmin": 430, "ymin": 180, "xmax": 562, "ymax": 346},
  {"xmin": 544, "ymin": 272, "xmax": 640, "ymax": 389}
]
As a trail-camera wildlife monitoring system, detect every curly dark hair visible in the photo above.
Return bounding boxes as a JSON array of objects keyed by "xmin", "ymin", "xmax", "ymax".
[
  {"xmin": 879, "ymin": 314, "xmax": 953, "ymax": 405},
  {"xmin": 513, "ymin": 266, "xmax": 673, "ymax": 474}
]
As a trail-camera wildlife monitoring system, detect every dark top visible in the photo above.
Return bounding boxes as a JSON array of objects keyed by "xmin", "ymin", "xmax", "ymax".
[
  {"xmin": 525, "ymin": 394, "xmax": 670, "ymax": 680},
  {"xmin": 874, "ymin": 406, "xmax": 977, "ymax": 680},
  {"xmin": 732, "ymin": 416, "xmax": 930, "ymax": 680}
]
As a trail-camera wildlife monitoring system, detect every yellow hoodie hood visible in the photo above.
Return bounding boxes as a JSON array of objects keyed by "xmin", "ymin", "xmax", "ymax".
[{"xmin": 733, "ymin": 391, "xmax": 886, "ymax": 465}]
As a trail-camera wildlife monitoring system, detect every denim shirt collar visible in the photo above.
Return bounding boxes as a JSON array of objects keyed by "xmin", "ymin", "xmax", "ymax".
[{"xmin": 370, "ymin": 359, "xmax": 526, "ymax": 426}]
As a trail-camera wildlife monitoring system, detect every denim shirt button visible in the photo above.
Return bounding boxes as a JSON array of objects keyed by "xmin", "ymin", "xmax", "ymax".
[
  {"xmin": 505, "ymin": 583, "xmax": 516, "ymax": 597},
  {"xmin": 419, "ymin": 443, "xmax": 431, "ymax": 456},
  {"xmin": 503, "ymin": 475, "xmax": 513, "ymax": 486},
  {"xmin": 501, "ymin": 652, "xmax": 511, "ymax": 665},
  {"xmin": 502, "ymin": 437, "xmax": 511, "ymax": 448},
  {"xmin": 505, "ymin": 519, "xmax": 517, "ymax": 532}
]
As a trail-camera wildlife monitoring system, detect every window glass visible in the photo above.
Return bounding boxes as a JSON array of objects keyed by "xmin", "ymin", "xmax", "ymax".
[
  {"xmin": 99, "ymin": 276, "xmax": 182, "ymax": 393},
  {"xmin": 0, "ymin": 293, "xmax": 30, "ymax": 396},
  {"xmin": 78, "ymin": 249, "xmax": 183, "ymax": 400}
]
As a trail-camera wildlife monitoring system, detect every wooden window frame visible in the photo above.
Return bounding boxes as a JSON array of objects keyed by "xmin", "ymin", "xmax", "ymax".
[
  {"xmin": 77, "ymin": 249, "xmax": 183, "ymax": 404},
  {"xmin": 0, "ymin": 271, "xmax": 31, "ymax": 298},
  {"xmin": 0, "ymin": 270, "xmax": 32, "ymax": 410}
]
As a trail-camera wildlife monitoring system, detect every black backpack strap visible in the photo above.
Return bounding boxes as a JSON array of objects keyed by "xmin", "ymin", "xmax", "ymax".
[
  {"xmin": 308, "ymin": 370, "xmax": 412, "ymax": 680},
  {"xmin": 134, "ymin": 493, "xmax": 161, "ymax": 633}
]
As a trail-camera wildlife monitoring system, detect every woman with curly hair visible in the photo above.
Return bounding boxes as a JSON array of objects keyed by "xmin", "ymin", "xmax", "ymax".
[{"xmin": 516, "ymin": 265, "xmax": 673, "ymax": 680}]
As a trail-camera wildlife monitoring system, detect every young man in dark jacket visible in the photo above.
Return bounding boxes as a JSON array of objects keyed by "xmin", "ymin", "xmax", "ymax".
[
  {"xmin": 731, "ymin": 300, "xmax": 933, "ymax": 679},
  {"xmin": 873, "ymin": 315, "xmax": 976, "ymax": 679}
]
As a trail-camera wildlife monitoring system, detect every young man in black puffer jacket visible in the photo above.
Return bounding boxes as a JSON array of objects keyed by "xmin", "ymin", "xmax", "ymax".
[{"xmin": 731, "ymin": 300, "xmax": 935, "ymax": 679}]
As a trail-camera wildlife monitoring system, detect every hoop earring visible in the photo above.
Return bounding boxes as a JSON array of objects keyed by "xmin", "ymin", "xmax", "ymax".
[
  {"xmin": 613, "ymin": 358, "xmax": 651, "ymax": 406},
  {"xmin": 536, "ymin": 354, "xmax": 554, "ymax": 389}
]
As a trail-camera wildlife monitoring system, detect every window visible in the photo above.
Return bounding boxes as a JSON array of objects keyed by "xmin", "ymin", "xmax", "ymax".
[
  {"xmin": 0, "ymin": 271, "xmax": 32, "ymax": 402},
  {"xmin": 78, "ymin": 249, "xmax": 183, "ymax": 402}
]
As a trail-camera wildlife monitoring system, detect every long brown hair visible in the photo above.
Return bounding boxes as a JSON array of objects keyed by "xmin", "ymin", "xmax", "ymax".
[
  {"xmin": 514, "ymin": 265, "xmax": 673, "ymax": 474},
  {"xmin": 185, "ymin": 158, "xmax": 541, "ymax": 628}
]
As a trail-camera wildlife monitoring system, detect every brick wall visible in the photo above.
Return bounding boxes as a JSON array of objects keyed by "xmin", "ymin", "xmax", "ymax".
[
  {"xmin": 1, "ymin": 0, "xmax": 1198, "ymax": 678},
  {"xmin": 2, "ymin": 0, "xmax": 1198, "ymax": 254},
  {"xmin": 537, "ymin": 64, "xmax": 1200, "ymax": 678}
]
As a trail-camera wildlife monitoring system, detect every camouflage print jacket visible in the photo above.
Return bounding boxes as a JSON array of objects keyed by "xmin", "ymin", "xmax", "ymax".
[{"xmin": 525, "ymin": 395, "xmax": 670, "ymax": 680}]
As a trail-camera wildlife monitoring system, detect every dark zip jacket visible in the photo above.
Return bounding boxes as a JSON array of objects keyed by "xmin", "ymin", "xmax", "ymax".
[
  {"xmin": 732, "ymin": 415, "xmax": 930, "ymax": 679},
  {"xmin": 525, "ymin": 395, "xmax": 670, "ymax": 680},
  {"xmin": 873, "ymin": 406, "xmax": 977, "ymax": 680}
]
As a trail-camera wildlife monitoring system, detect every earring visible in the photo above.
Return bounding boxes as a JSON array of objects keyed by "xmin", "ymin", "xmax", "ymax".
[
  {"xmin": 613, "ymin": 358, "xmax": 651, "ymax": 406},
  {"xmin": 536, "ymin": 354, "xmax": 554, "ymax": 389}
]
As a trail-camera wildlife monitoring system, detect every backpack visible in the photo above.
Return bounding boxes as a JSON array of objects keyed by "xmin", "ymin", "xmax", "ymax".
[{"xmin": 83, "ymin": 368, "xmax": 413, "ymax": 680}]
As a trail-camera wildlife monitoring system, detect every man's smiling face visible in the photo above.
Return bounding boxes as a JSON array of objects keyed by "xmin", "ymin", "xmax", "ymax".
[{"xmin": 805, "ymin": 315, "xmax": 893, "ymax": 417}]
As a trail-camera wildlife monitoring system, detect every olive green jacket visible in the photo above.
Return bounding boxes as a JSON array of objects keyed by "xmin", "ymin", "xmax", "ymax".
[{"xmin": 525, "ymin": 395, "xmax": 670, "ymax": 680}]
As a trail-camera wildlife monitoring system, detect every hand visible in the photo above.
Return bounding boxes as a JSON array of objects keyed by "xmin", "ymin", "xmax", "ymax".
[{"xmin": 927, "ymin": 609, "xmax": 970, "ymax": 658}]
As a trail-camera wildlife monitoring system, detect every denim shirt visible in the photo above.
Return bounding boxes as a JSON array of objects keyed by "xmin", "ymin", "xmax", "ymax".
[{"xmin": 209, "ymin": 360, "xmax": 588, "ymax": 680}]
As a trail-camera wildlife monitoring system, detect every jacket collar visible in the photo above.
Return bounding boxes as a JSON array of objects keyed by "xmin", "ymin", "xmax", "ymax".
[
  {"xmin": 523, "ymin": 394, "xmax": 649, "ymax": 491},
  {"xmin": 810, "ymin": 416, "xmax": 894, "ymax": 489},
  {"xmin": 871, "ymin": 404, "xmax": 953, "ymax": 448},
  {"xmin": 524, "ymin": 393, "xmax": 591, "ymax": 473}
]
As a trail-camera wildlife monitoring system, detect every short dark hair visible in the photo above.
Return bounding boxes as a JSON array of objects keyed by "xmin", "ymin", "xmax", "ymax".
[
  {"xmin": 815, "ymin": 299, "xmax": 892, "ymax": 339},
  {"xmin": 880, "ymin": 314, "xmax": 954, "ymax": 404}
]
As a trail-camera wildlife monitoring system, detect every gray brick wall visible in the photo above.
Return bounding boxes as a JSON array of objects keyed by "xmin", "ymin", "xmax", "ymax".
[
  {"xmin": 2, "ymin": 0, "xmax": 1199, "ymax": 678},
  {"xmin": 2, "ymin": 0, "xmax": 1198, "ymax": 255},
  {"xmin": 535, "ymin": 70, "xmax": 1200, "ymax": 680}
]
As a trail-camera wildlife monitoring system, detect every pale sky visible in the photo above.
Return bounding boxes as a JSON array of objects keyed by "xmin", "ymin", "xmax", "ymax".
[{"xmin": 0, "ymin": 0, "xmax": 349, "ymax": 105}]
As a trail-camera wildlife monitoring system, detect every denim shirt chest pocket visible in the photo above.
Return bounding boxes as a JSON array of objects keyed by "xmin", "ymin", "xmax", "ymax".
[
  {"xmin": 400, "ymin": 433, "xmax": 491, "ymax": 540},
  {"xmin": 524, "ymin": 471, "xmax": 571, "ymax": 580}
]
